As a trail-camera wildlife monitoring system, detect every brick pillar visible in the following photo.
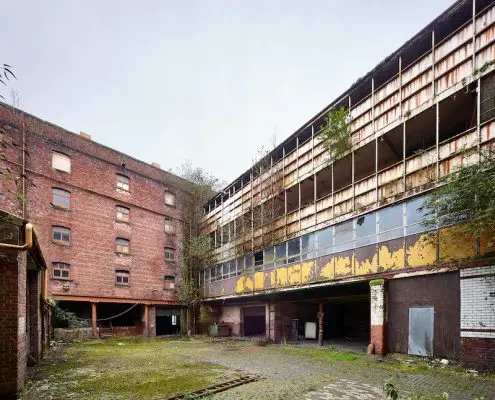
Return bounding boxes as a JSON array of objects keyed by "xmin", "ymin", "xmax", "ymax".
[
  {"xmin": 267, "ymin": 302, "xmax": 282, "ymax": 342},
  {"xmin": 148, "ymin": 306, "xmax": 156, "ymax": 337},
  {"xmin": 370, "ymin": 279, "xmax": 387, "ymax": 355},
  {"xmin": 143, "ymin": 305, "xmax": 149, "ymax": 337},
  {"xmin": 28, "ymin": 270, "xmax": 41, "ymax": 363},
  {"xmin": 91, "ymin": 303, "xmax": 98, "ymax": 337}
]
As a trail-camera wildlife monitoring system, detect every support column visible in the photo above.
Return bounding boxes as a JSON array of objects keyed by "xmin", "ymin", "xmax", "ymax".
[
  {"xmin": 149, "ymin": 306, "xmax": 156, "ymax": 337},
  {"xmin": 318, "ymin": 301, "xmax": 324, "ymax": 346},
  {"xmin": 91, "ymin": 302, "xmax": 97, "ymax": 338},
  {"xmin": 143, "ymin": 305, "xmax": 149, "ymax": 337},
  {"xmin": 369, "ymin": 279, "xmax": 387, "ymax": 355},
  {"xmin": 268, "ymin": 302, "xmax": 282, "ymax": 342}
]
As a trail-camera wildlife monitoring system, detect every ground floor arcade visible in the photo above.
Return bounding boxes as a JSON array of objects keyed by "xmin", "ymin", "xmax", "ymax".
[
  {"xmin": 53, "ymin": 297, "xmax": 184, "ymax": 339},
  {"xmin": 206, "ymin": 267, "xmax": 495, "ymax": 370}
]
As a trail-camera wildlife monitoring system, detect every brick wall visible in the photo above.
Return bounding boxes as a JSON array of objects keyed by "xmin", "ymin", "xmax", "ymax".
[
  {"xmin": 0, "ymin": 104, "xmax": 191, "ymax": 305},
  {"xmin": 460, "ymin": 266, "xmax": 495, "ymax": 370}
]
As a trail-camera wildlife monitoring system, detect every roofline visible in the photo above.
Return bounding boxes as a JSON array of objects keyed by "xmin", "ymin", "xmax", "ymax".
[{"xmin": 205, "ymin": 0, "xmax": 476, "ymax": 207}]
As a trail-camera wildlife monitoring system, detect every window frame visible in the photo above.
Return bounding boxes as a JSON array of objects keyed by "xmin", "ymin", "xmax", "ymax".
[
  {"xmin": 115, "ymin": 269, "xmax": 130, "ymax": 286},
  {"xmin": 52, "ymin": 188, "xmax": 71, "ymax": 209},
  {"xmin": 164, "ymin": 190, "xmax": 176, "ymax": 207},
  {"xmin": 52, "ymin": 151, "xmax": 71, "ymax": 173},
  {"xmin": 52, "ymin": 262, "xmax": 70, "ymax": 280},
  {"xmin": 52, "ymin": 226, "xmax": 70, "ymax": 244},
  {"xmin": 116, "ymin": 205, "xmax": 130, "ymax": 223},
  {"xmin": 164, "ymin": 275, "xmax": 175, "ymax": 290},
  {"xmin": 164, "ymin": 217, "xmax": 175, "ymax": 234},
  {"xmin": 116, "ymin": 237, "xmax": 130, "ymax": 254},
  {"xmin": 116, "ymin": 174, "xmax": 130, "ymax": 193},
  {"xmin": 165, "ymin": 247, "xmax": 175, "ymax": 262}
]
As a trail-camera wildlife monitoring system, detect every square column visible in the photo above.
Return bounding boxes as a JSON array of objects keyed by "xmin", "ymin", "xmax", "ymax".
[
  {"xmin": 267, "ymin": 302, "xmax": 282, "ymax": 342},
  {"xmin": 91, "ymin": 303, "xmax": 98, "ymax": 337},
  {"xmin": 370, "ymin": 279, "xmax": 387, "ymax": 355}
]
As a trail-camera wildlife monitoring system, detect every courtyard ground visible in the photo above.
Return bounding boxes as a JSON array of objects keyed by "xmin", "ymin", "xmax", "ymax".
[{"xmin": 20, "ymin": 337, "xmax": 495, "ymax": 400}]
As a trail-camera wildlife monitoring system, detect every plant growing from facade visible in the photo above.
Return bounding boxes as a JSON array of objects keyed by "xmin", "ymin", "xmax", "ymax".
[
  {"xmin": 320, "ymin": 106, "xmax": 352, "ymax": 163},
  {"xmin": 422, "ymin": 147, "xmax": 495, "ymax": 247}
]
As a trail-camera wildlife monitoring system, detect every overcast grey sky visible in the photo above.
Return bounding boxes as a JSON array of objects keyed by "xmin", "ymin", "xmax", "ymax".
[{"xmin": 4, "ymin": 0, "xmax": 453, "ymax": 183}]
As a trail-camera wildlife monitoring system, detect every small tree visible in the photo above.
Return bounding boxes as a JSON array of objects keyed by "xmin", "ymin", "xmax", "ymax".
[
  {"xmin": 320, "ymin": 106, "xmax": 351, "ymax": 163},
  {"xmin": 0, "ymin": 64, "xmax": 15, "ymax": 100},
  {"xmin": 422, "ymin": 147, "xmax": 495, "ymax": 246}
]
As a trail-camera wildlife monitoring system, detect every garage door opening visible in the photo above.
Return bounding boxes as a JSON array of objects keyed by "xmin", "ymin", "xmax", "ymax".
[
  {"xmin": 323, "ymin": 298, "xmax": 370, "ymax": 341},
  {"xmin": 156, "ymin": 308, "xmax": 181, "ymax": 336},
  {"xmin": 243, "ymin": 306, "xmax": 266, "ymax": 336}
]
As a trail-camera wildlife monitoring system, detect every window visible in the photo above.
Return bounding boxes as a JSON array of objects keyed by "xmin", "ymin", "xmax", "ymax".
[
  {"xmin": 263, "ymin": 247, "xmax": 274, "ymax": 268},
  {"xmin": 275, "ymin": 243, "xmax": 287, "ymax": 266},
  {"xmin": 165, "ymin": 190, "xmax": 176, "ymax": 206},
  {"xmin": 406, "ymin": 196, "xmax": 430, "ymax": 234},
  {"xmin": 378, "ymin": 204, "xmax": 404, "ymax": 241},
  {"xmin": 52, "ymin": 188, "xmax": 70, "ymax": 209},
  {"xmin": 164, "ymin": 217, "xmax": 175, "ymax": 234},
  {"xmin": 254, "ymin": 251, "xmax": 263, "ymax": 271},
  {"xmin": 287, "ymin": 238, "xmax": 301, "ymax": 263},
  {"xmin": 116, "ymin": 205, "xmax": 130, "ymax": 222},
  {"xmin": 317, "ymin": 227, "xmax": 333, "ymax": 256},
  {"xmin": 334, "ymin": 220, "xmax": 353, "ymax": 252},
  {"xmin": 52, "ymin": 152, "xmax": 71, "ymax": 173},
  {"xmin": 301, "ymin": 233, "xmax": 317, "ymax": 260},
  {"xmin": 52, "ymin": 226, "xmax": 70, "ymax": 244},
  {"xmin": 116, "ymin": 238, "xmax": 130, "ymax": 254},
  {"xmin": 116, "ymin": 174, "xmax": 130, "ymax": 193},
  {"xmin": 164, "ymin": 275, "xmax": 175, "ymax": 290},
  {"xmin": 116, "ymin": 270, "xmax": 129, "ymax": 285},
  {"xmin": 165, "ymin": 247, "xmax": 175, "ymax": 261},
  {"xmin": 355, "ymin": 212, "xmax": 377, "ymax": 247},
  {"xmin": 52, "ymin": 262, "xmax": 70, "ymax": 279}
]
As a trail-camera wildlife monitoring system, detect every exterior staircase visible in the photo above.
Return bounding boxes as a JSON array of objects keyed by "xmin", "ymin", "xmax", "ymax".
[{"xmin": 98, "ymin": 321, "xmax": 113, "ymax": 339}]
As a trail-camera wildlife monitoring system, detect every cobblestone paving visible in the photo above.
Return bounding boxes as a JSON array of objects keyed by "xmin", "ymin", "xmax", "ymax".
[{"xmin": 167, "ymin": 340, "xmax": 495, "ymax": 400}]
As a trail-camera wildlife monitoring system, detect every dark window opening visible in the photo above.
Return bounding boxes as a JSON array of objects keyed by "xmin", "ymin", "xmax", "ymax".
[
  {"xmin": 481, "ymin": 72, "xmax": 495, "ymax": 123},
  {"xmin": 254, "ymin": 251, "xmax": 263, "ymax": 268},
  {"xmin": 286, "ymin": 185, "xmax": 299, "ymax": 213},
  {"xmin": 316, "ymin": 167, "xmax": 332, "ymax": 199},
  {"xmin": 405, "ymin": 107, "xmax": 436, "ymax": 158},
  {"xmin": 378, "ymin": 125, "xmax": 403, "ymax": 171},
  {"xmin": 354, "ymin": 140, "xmax": 376, "ymax": 182},
  {"xmin": 333, "ymin": 154, "xmax": 352, "ymax": 192},
  {"xmin": 300, "ymin": 176, "xmax": 314, "ymax": 208},
  {"xmin": 439, "ymin": 88, "xmax": 477, "ymax": 142}
]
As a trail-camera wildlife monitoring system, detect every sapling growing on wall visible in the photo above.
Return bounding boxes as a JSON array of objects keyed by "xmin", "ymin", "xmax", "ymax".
[{"xmin": 320, "ymin": 106, "xmax": 352, "ymax": 163}]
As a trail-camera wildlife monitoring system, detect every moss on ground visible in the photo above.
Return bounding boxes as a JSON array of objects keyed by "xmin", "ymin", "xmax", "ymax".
[{"xmin": 21, "ymin": 338, "xmax": 236, "ymax": 400}]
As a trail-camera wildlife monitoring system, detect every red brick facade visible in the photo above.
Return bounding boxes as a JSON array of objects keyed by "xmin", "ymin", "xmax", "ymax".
[
  {"xmin": 0, "ymin": 105, "xmax": 188, "ymax": 324},
  {"xmin": 460, "ymin": 338, "xmax": 495, "ymax": 371}
]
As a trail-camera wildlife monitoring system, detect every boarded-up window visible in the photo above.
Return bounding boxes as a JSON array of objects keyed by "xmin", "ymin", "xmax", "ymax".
[
  {"xmin": 165, "ymin": 191, "xmax": 176, "ymax": 206},
  {"xmin": 116, "ymin": 174, "xmax": 130, "ymax": 193},
  {"xmin": 52, "ymin": 152, "xmax": 71, "ymax": 173},
  {"xmin": 116, "ymin": 206, "xmax": 130, "ymax": 222}
]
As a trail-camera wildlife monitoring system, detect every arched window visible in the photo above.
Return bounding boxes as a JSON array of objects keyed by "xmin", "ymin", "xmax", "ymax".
[{"xmin": 52, "ymin": 188, "xmax": 71, "ymax": 209}]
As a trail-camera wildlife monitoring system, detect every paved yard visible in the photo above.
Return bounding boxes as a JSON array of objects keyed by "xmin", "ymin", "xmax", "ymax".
[{"xmin": 20, "ymin": 338, "xmax": 495, "ymax": 400}]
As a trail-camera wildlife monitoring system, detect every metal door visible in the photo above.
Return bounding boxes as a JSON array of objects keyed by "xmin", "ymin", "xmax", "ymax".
[{"xmin": 408, "ymin": 307, "xmax": 434, "ymax": 356}]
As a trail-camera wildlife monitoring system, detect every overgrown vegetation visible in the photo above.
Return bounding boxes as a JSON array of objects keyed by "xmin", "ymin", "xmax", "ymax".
[
  {"xmin": 422, "ymin": 147, "xmax": 495, "ymax": 246},
  {"xmin": 49, "ymin": 299, "xmax": 89, "ymax": 328},
  {"xmin": 320, "ymin": 106, "xmax": 351, "ymax": 163},
  {"xmin": 0, "ymin": 64, "xmax": 15, "ymax": 100},
  {"xmin": 175, "ymin": 162, "xmax": 222, "ymax": 333}
]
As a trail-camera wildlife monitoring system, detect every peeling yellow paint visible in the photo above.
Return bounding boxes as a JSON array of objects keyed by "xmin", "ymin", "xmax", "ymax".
[
  {"xmin": 334, "ymin": 255, "xmax": 352, "ymax": 277},
  {"xmin": 319, "ymin": 259, "xmax": 334, "ymax": 280},
  {"xmin": 480, "ymin": 232, "xmax": 495, "ymax": 256},
  {"xmin": 288, "ymin": 264, "xmax": 301, "ymax": 285},
  {"xmin": 235, "ymin": 276, "xmax": 253, "ymax": 294},
  {"xmin": 276, "ymin": 267, "xmax": 288, "ymax": 287},
  {"xmin": 254, "ymin": 271, "xmax": 264, "ymax": 291},
  {"xmin": 407, "ymin": 233, "xmax": 436, "ymax": 267},
  {"xmin": 439, "ymin": 226, "xmax": 475, "ymax": 262},
  {"xmin": 301, "ymin": 261, "xmax": 316, "ymax": 283},
  {"xmin": 379, "ymin": 243, "xmax": 404, "ymax": 271},
  {"xmin": 355, "ymin": 253, "xmax": 378, "ymax": 276},
  {"xmin": 270, "ymin": 270, "xmax": 276, "ymax": 288}
]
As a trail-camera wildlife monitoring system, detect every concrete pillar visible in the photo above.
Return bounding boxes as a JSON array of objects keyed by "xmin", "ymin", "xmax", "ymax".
[
  {"xmin": 143, "ymin": 305, "xmax": 149, "ymax": 337},
  {"xmin": 318, "ymin": 301, "xmax": 324, "ymax": 346},
  {"xmin": 267, "ymin": 302, "xmax": 282, "ymax": 342},
  {"xmin": 370, "ymin": 279, "xmax": 387, "ymax": 355},
  {"xmin": 148, "ymin": 306, "xmax": 156, "ymax": 337},
  {"xmin": 91, "ymin": 303, "xmax": 98, "ymax": 338}
]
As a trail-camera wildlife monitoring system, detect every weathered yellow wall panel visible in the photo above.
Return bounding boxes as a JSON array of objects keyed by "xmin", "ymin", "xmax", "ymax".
[
  {"xmin": 270, "ymin": 270, "xmax": 277, "ymax": 289},
  {"xmin": 288, "ymin": 264, "xmax": 302, "ymax": 285},
  {"xmin": 355, "ymin": 253, "xmax": 379, "ymax": 276},
  {"xmin": 334, "ymin": 255, "xmax": 353, "ymax": 277},
  {"xmin": 378, "ymin": 243, "xmax": 404, "ymax": 271},
  {"xmin": 301, "ymin": 261, "xmax": 316, "ymax": 283},
  {"xmin": 276, "ymin": 267, "xmax": 288, "ymax": 287},
  {"xmin": 480, "ymin": 232, "xmax": 495, "ymax": 256},
  {"xmin": 235, "ymin": 276, "xmax": 253, "ymax": 294},
  {"xmin": 439, "ymin": 226, "xmax": 476, "ymax": 262},
  {"xmin": 407, "ymin": 234, "xmax": 437, "ymax": 267},
  {"xmin": 319, "ymin": 258, "xmax": 334, "ymax": 280},
  {"xmin": 253, "ymin": 272, "xmax": 264, "ymax": 291}
]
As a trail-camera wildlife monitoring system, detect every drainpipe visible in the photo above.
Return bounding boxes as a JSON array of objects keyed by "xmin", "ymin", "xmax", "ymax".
[
  {"xmin": 21, "ymin": 122, "xmax": 26, "ymax": 219},
  {"xmin": 0, "ymin": 222, "xmax": 33, "ymax": 250}
]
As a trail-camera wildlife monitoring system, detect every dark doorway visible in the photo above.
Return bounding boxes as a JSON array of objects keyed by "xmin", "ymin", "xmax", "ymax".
[
  {"xmin": 156, "ymin": 308, "xmax": 181, "ymax": 335},
  {"xmin": 323, "ymin": 298, "xmax": 370, "ymax": 340},
  {"xmin": 243, "ymin": 306, "xmax": 266, "ymax": 336}
]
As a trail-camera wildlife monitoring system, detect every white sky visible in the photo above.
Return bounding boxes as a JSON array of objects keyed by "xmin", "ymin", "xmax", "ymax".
[{"xmin": 4, "ymin": 0, "xmax": 453, "ymax": 183}]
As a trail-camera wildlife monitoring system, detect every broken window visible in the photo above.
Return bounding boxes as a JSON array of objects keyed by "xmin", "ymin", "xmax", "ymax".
[
  {"xmin": 354, "ymin": 140, "xmax": 376, "ymax": 182},
  {"xmin": 286, "ymin": 185, "xmax": 299, "ymax": 213},
  {"xmin": 254, "ymin": 251, "xmax": 263, "ymax": 271},
  {"xmin": 264, "ymin": 246, "xmax": 274, "ymax": 268},
  {"xmin": 439, "ymin": 88, "xmax": 477, "ymax": 142},
  {"xmin": 236, "ymin": 256, "xmax": 245, "ymax": 276},
  {"xmin": 301, "ymin": 233, "xmax": 317, "ymax": 260},
  {"xmin": 405, "ymin": 108, "xmax": 435, "ymax": 158},
  {"xmin": 355, "ymin": 212, "xmax": 376, "ymax": 247},
  {"xmin": 333, "ymin": 154, "xmax": 352, "ymax": 192},
  {"xmin": 316, "ymin": 167, "xmax": 332, "ymax": 199},
  {"xmin": 164, "ymin": 191, "xmax": 176, "ymax": 207},
  {"xmin": 300, "ymin": 176, "xmax": 314, "ymax": 207},
  {"xmin": 287, "ymin": 238, "xmax": 301, "ymax": 263}
]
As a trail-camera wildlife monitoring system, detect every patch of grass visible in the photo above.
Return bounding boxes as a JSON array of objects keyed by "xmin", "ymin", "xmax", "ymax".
[{"xmin": 21, "ymin": 338, "xmax": 237, "ymax": 400}]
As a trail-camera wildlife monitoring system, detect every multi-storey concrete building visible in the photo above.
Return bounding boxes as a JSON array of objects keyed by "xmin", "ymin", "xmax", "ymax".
[
  {"xmin": 200, "ymin": 0, "xmax": 495, "ymax": 370},
  {"xmin": 0, "ymin": 104, "xmax": 190, "ymax": 338}
]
